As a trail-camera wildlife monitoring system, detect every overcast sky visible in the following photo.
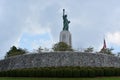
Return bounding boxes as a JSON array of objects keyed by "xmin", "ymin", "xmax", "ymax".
[{"xmin": 1, "ymin": 0, "xmax": 120, "ymax": 59}]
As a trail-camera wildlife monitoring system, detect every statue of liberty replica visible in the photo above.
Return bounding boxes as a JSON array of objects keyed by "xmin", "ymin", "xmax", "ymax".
[
  {"xmin": 63, "ymin": 9, "xmax": 70, "ymax": 31},
  {"xmin": 60, "ymin": 9, "xmax": 72, "ymax": 47}
]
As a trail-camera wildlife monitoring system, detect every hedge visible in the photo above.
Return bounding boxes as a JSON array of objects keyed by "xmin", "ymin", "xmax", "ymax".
[{"xmin": 0, "ymin": 67, "xmax": 120, "ymax": 77}]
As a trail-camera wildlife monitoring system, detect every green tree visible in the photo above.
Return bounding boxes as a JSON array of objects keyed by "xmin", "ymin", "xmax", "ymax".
[
  {"xmin": 100, "ymin": 48, "xmax": 114, "ymax": 55},
  {"xmin": 36, "ymin": 46, "xmax": 43, "ymax": 53},
  {"xmin": 52, "ymin": 42, "xmax": 73, "ymax": 51},
  {"xmin": 6, "ymin": 46, "xmax": 27, "ymax": 58},
  {"xmin": 84, "ymin": 47, "xmax": 94, "ymax": 53}
]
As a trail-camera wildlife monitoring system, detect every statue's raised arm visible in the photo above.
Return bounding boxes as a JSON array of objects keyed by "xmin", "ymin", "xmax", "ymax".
[
  {"xmin": 63, "ymin": 9, "xmax": 70, "ymax": 31},
  {"xmin": 63, "ymin": 9, "xmax": 65, "ymax": 16}
]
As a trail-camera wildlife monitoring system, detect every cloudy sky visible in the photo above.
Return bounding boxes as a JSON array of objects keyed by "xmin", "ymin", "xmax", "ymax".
[{"xmin": 1, "ymin": 0, "xmax": 120, "ymax": 59}]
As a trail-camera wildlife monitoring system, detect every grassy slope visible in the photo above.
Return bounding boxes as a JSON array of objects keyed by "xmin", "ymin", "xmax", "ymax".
[{"xmin": 1, "ymin": 77, "xmax": 120, "ymax": 80}]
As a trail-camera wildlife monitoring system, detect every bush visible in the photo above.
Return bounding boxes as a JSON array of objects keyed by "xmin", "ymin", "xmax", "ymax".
[
  {"xmin": 72, "ymin": 69, "xmax": 80, "ymax": 77},
  {"xmin": 63, "ymin": 68, "xmax": 72, "ymax": 77},
  {"xmin": 80, "ymin": 68, "xmax": 88, "ymax": 77},
  {"xmin": 94, "ymin": 68, "xmax": 104, "ymax": 76},
  {"xmin": 115, "ymin": 68, "xmax": 120, "ymax": 76},
  {"xmin": 0, "ymin": 67, "xmax": 120, "ymax": 77},
  {"xmin": 56, "ymin": 68, "xmax": 64, "ymax": 77},
  {"xmin": 49, "ymin": 69, "xmax": 56, "ymax": 77},
  {"xmin": 103, "ymin": 68, "xmax": 115, "ymax": 76},
  {"xmin": 88, "ymin": 69, "xmax": 95, "ymax": 77}
]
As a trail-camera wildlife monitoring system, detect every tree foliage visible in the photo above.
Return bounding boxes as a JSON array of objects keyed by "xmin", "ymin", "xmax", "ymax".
[
  {"xmin": 33, "ymin": 46, "xmax": 50, "ymax": 53},
  {"xmin": 84, "ymin": 47, "xmax": 94, "ymax": 53},
  {"xmin": 52, "ymin": 42, "xmax": 73, "ymax": 51},
  {"xmin": 100, "ymin": 48, "xmax": 114, "ymax": 55},
  {"xmin": 1, "ymin": 67, "xmax": 120, "ymax": 77},
  {"xmin": 36, "ymin": 46, "xmax": 43, "ymax": 53},
  {"xmin": 6, "ymin": 46, "xmax": 27, "ymax": 58}
]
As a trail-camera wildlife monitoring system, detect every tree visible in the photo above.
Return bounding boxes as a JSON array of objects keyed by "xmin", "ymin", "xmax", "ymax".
[
  {"xmin": 117, "ymin": 52, "xmax": 120, "ymax": 57},
  {"xmin": 6, "ymin": 46, "xmax": 27, "ymax": 58},
  {"xmin": 100, "ymin": 48, "xmax": 114, "ymax": 55},
  {"xmin": 84, "ymin": 47, "xmax": 94, "ymax": 53},
  {"xmin": 36, "ymin": 46, "xmax": 43, "ymax": 53},
  {"xmin": 52, "ymin": 42, "xmax": 73, "ymax": 51},
  {"xmin": 43, "ymin": 47, "xmax": 49, "ymax": 52},
  {"xmin": 33, "ymin": 46, "xmax": 50, "ymax": 53}
]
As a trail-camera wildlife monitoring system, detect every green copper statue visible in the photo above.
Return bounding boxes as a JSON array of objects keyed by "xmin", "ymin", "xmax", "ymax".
[{"xmin": 63, "ymin": 9, "xmax": 70, "ymax": 31}]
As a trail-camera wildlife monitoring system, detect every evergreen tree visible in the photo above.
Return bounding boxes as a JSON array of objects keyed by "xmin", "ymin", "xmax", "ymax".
[
  {"xmin": 6, "ymin": 46, "xmax": 27, "ymax": 58},
  {"xmin": 52, "ymin": 42, "xmax": 73, "ymax": 51},
  {"xmin": 84, "ymin": 47, "xmax": 94, "ymax": 53}
]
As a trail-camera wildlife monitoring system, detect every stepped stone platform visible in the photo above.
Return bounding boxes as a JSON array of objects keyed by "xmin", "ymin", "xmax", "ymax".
[{"xmin": 0, "ymin": 52, "xmax": 120, "ymax": 71}]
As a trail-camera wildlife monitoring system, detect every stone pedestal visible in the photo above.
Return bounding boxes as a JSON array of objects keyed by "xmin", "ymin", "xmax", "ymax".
[{"xmin": 60, "ymin": 31, "xmax": 72, "ymax": 47}]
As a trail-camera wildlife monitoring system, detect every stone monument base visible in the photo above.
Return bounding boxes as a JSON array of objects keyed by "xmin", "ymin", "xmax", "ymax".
[{"xmin": 60, "ymin": 31, "xmax": 72, "ymax": 47}]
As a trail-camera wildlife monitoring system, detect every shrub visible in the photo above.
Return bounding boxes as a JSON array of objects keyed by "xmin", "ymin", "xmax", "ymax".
[
  {"xmin": 72, "ymin": 69, "xmax": 80, "ymax": 77},
  {"xmin": 80, "ymin": 68, "xmax": 88, "ymax": 77},
  {"xmin": 0, "ymin": 67, "xmax": 120, "ymax": 77},
  {"xmin": 115, "ymin": 68, "xmax": 120, "ymax": 76},
  {"xmin": 56, "ymin": 68, "xmax": 63, "ymax": 77},
  {"xmin": 103, "ymin": 68, "xmax": 113, "ymax": 76},
  {"xmin": 94, "ymin": 68, "xmax": 104, "ymax": 76},
  {"xmin": 49, "ymin": 69, "xmax": 56, "ymax": 77},
  {"xmin": 63, "ymin": 68, "xmax": 72, "ymax": 77}
]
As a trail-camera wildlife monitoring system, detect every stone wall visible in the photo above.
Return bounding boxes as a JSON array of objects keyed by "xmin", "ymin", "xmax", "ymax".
[{"xmin": 0, "ymin": 52, "xmax": 120, "ymax": 71}]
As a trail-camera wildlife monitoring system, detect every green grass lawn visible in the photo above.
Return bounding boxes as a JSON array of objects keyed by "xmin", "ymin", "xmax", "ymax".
[{"xmin": 0, "ymin": 77, "xmax": 120, "ymax": 80}]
